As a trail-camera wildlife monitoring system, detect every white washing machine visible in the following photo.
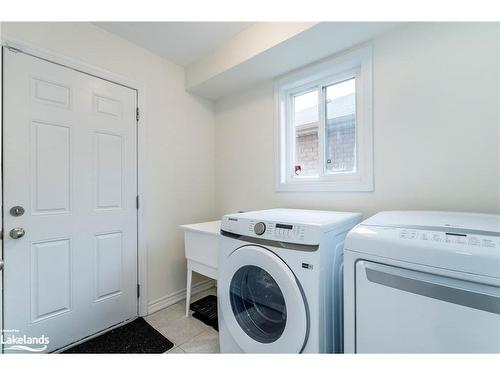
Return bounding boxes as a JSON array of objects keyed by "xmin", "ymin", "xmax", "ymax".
[
  {"xmin": 218, "ymin": 208, "xmax": 361, "ymax": 353},
  {"xmin": 344, "ymin": 211, "xmax": 500, "ymax": 353}
]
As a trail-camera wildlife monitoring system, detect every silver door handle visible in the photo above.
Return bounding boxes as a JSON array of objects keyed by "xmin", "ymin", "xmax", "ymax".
[
  {"xmin": 364, "ymin": 263, "xmax": 500, "ymax": 315},
  {"xmin": 0, "ymin": 259, "xmax": 4, "ymax": 271},
  {"xmin": 9, "ymin": 227, "xmax": 25, "ymax": 239}
]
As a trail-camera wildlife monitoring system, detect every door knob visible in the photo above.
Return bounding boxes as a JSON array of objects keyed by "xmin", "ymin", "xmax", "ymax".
[
  {"xmin": 9, "ymin": 227, "xmax": 25, "ymax": 239},
  {"xmin": 10, "ymin": 206, "xmax": 25, "ymax": 216},
  {"xmin": 0, "ymin": 259, "xmax": 4, "ymax": 271}
]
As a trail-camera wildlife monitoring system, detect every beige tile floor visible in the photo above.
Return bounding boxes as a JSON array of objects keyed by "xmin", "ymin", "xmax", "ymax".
[{"xmin": 144, "ymin": 287, "xmax": 219, "ymax": 353}]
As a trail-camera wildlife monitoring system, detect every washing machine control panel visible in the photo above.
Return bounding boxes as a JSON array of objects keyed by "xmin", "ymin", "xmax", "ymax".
[
  {"xmin": 248, "ymin": 221, "xmax": 308, "ymax": 242},
  {"xmin": 221, "ymin": 216, "xmax": 318, "ymax": 244}
]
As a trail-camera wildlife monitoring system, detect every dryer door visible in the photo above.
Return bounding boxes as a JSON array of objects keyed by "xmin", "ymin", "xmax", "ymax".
[
  {"xmin": 355, "ymin": 261, "xmax": 500, "ymax": 353},
  {"xmin": 219, "ymin": 245, "xmax": 308, "ymax": 353}
]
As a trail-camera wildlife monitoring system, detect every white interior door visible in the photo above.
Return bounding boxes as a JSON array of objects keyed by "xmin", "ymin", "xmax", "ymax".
[{"xmin": 2, "ymin": 48, "xmax": 138, "ymax": 353}]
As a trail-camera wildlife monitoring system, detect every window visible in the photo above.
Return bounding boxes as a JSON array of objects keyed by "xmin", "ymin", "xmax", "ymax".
[{"xmin": 275, "ymin": 46, "xmax": 373, "ymax": 191}]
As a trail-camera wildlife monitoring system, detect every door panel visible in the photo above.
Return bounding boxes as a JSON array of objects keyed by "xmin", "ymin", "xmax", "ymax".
[
  {"xmin": 93, "ymin": 94, "xmax": 123, "ymax": 118},
  {"xmin": 32, "ymin": 77, "xmax": 71, "ymax": 109},
  {"xmin": 31, "ymin": 121, "xmax": 71, "ymax": 214},
  {"xmin": 95, "ymin": 132, "xmax": 123, "ymax": 209},
  {"xmin": 31, "ymin": 239, "xmax": 72, "ymax": 322},
  {"xmin": 95, "ymin": 232, "xmax": 123, "ymax": 301},
  {"xmin": 3, "ymin": 48, "xmax": 138, "ymax": 353}
]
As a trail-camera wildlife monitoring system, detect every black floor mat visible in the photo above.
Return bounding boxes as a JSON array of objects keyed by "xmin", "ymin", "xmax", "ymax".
[
  {"xmin": 190, "ymin": 295, "xmax": 218, "ymax": 331},
  {"xmin": 62, "ymin": 317, "xmax": 173, "ymax": 354}
]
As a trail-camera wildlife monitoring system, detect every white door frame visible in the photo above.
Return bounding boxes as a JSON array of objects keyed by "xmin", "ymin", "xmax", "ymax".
[
  {"xmin": 0, "ymin": 37, "xmax": 149, "ymax": 324},
  {"xmin": 0, "ymin": 43, "xmax": 4, "ymax": 350}
]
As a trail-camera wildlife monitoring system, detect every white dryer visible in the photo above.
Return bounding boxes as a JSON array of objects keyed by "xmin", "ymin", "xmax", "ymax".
[
  {"xmin": 344, "ymin": 211, "xmax": 500, "ymax": 353},
  {"xmin": 218, "ymin": 209, "xmax": 361, "ymax": 353}
]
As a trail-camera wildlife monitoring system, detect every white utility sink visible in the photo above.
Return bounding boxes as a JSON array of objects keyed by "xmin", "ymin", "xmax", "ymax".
[{"xmin": 180, "ymin": 220, "xmax": 220, "ymax": 316}]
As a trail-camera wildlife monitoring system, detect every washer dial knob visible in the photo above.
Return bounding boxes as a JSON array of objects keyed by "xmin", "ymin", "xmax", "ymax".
[{"xmin": 254, "ymin": 222, "xmax": 266, "ymax": 235}]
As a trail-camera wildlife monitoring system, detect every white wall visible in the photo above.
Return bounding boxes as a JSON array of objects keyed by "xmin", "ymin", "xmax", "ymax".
[
  {"xmin": 1, "ymin": 22, "xmax": 216, "ymax": 307},
  {"xmin": 215, "ymin": 23, "xmax": 500, "ymax": 218}
]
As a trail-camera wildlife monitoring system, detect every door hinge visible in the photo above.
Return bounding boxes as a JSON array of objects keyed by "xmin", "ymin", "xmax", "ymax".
[
  {"xmin": 136, "ymin": 195, "xmax": 140, "ymax": 209},
  {"xmin": 136, "ymin": 107, "xmax": 140, "ymax": 122},
  {"xmin": 137, "ymin": 284, "xmax": 141, "ymax": 298}
]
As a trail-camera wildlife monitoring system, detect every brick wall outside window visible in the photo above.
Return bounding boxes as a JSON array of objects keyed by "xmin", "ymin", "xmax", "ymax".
[
  {"xmin": 295, "ymin": 114, "xmax": 356, "ymax": 176},
  {"xmin": 295, "ymin": 131, "xmax": 319, "ymax": 176}
]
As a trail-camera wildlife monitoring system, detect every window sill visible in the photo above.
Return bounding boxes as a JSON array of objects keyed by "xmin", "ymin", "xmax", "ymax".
[{"xmin": 275, "ymin": 179, "xmax": 374, "ymax": 192}]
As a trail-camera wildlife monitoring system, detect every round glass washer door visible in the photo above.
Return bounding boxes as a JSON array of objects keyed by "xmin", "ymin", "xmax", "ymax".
[
  {"xmin": 219, "ymin": 245, "xmax": 308, "ymax": 353},
  {"xmin": 230, "ymin": 265, "xmax": 287, "ymax": 344}
]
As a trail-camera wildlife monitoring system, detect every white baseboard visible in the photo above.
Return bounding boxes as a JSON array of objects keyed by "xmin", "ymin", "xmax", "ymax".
[{"xmin": 147, "ymin": 279, "xmax": 216, "ymax": 315}]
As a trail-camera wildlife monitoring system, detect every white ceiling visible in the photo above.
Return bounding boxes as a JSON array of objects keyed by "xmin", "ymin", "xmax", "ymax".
[{"xmin": 94, "ymin": 22, "xmax": 253, "ymax": 66}]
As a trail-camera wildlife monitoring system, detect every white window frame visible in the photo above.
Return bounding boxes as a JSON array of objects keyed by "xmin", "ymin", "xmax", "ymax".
[{"xmin": 274, "ymin": 45, "xmax": 373, "ymax": 192}]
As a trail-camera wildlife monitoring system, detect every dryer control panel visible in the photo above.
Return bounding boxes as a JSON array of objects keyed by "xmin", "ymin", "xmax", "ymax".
[
  {"xmin": 398, "ymin": 228, "xmax": 499, "ymax": 249},
  {"xmin": 346, "ymin": 223, "xmax": 500, "ymax": 279}
]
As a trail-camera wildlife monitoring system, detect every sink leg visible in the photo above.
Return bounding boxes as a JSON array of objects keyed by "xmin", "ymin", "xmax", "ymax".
[{"xmin": 186, "ymin": 264, "xmax": 192, "ymax": 317}]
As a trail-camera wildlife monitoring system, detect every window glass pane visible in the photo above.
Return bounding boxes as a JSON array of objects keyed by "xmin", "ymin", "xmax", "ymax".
[
  {"xmin": 293, "ymin": 90, "xmax": 319, "ymax": 177},
  {"xmin": 325, "ymin": 78, "xmax": 356, "ymax": 174}
]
